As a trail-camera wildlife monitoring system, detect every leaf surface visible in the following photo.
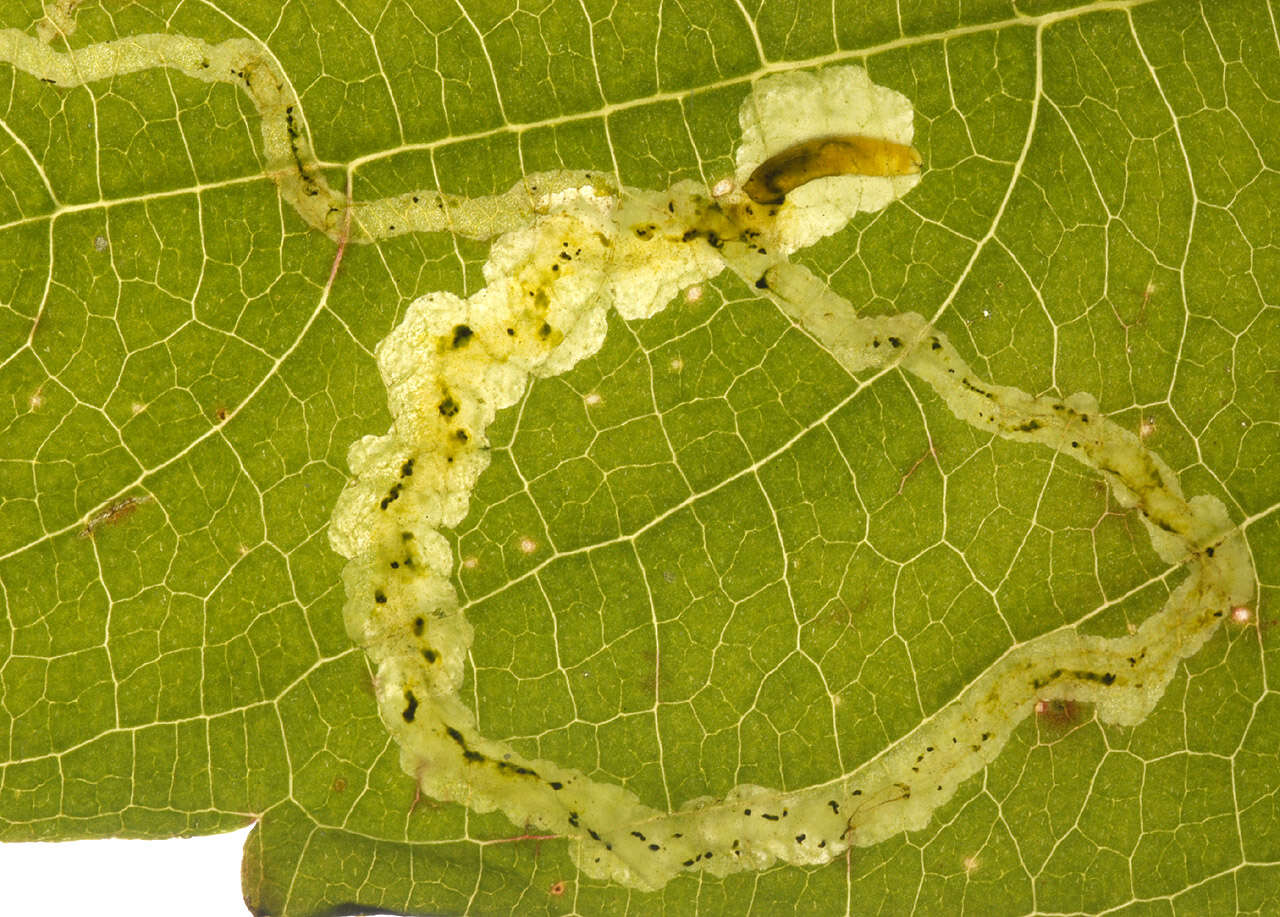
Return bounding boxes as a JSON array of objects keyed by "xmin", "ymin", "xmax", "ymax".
[{"xmin": 0, "ymin": 1, "xmax": 1276, "ymax": 915}]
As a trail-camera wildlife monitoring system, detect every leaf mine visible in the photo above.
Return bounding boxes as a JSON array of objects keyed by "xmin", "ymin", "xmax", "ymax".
[{"xmin": 323, "ymin": 66, "xmax": 1254, "ymax": 889}]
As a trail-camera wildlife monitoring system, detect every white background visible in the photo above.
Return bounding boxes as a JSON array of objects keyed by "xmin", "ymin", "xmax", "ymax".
[{"xmin": 3, "ymin": 827, "xmax": 255, "ymax": 916}]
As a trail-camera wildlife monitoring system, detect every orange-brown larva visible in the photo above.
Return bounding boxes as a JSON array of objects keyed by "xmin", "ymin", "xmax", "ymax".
[
  {"xmin": 743, "ymin": 135, "xmax": 923, "ymax": 205},
  {"xmin": 1033, "ymin": 697, "xmax": 1089, "ymax": 736}
]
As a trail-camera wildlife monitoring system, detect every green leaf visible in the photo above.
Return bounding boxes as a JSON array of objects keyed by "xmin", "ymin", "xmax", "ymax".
[{"xmin": 1, "ymin": 1, "xmax": 1277, "ymax": 915}]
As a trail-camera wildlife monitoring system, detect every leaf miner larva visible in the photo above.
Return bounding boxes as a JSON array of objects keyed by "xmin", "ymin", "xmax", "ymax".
[{"xmin": 743, "ymin": 135, "xmax": 923, "ymax": 205}]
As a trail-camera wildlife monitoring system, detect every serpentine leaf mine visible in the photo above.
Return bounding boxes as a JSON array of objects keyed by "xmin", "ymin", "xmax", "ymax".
[
  {"xmin": 2, "ymin": 12, "xmax": 1254, "ymax": 892},
  {"xmin": 323, "ymin": 67, "xmax": 1253, "ymax": 890}
]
